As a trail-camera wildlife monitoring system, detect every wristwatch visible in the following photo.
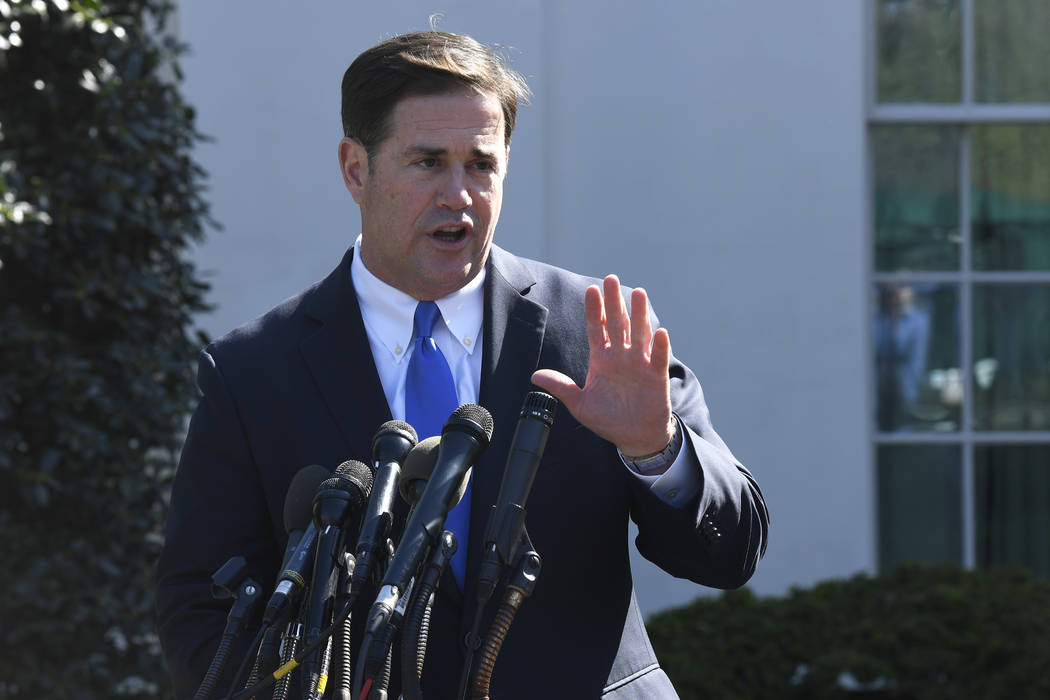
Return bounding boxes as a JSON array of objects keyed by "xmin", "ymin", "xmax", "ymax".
[{"xmin": 620, "ymin": 416, "xmax": 684, "ymax": 474}]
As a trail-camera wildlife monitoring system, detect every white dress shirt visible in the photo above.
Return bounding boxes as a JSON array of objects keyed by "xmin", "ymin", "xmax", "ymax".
[{"xmin": 349, "ymin": 236, "xmax": 701, "ymax": 507}]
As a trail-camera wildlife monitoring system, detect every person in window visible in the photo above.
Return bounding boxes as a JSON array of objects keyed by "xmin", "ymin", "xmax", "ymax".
[{"xmin": 875, "ymin": 283, "xmax": 931, "ymax": 431}]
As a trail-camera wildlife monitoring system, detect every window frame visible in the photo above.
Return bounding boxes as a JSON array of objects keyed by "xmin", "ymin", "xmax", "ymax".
[{"xmin": 867, "ymin": 0, "xmax": 1050, "ymax": 570}]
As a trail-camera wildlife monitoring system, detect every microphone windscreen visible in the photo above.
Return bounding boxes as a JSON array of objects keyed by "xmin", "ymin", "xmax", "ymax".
[
  {"xmin": 398, "ymin": 436, "xmax": 441, "ymax": 504},
  {"xmin": 333, "ymin": 459, "xmax": 375, "ymax": 505},
  {"xmin": 372, "ymin": 420, "xmax": 418, "ymax": 452},
  {"xmin": 522, "ymin": 390, "xmax": 558, "ymax": 424},
  {"xmin": 283, "ymin": 464, "xmax": 332, "ymax": 533},
  {"xmin": 448, "ymin": 403, "xmax": 494, "ymax": 439},
  {"xmin": 447, "ymin": 469, "xmax": 471, "ymax": 509}
]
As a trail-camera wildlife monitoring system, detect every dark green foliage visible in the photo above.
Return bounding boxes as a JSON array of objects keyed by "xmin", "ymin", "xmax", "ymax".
[
  {"xmin": 0, "ymin": 1, "xmax": 210, "ymax": 696},
  {"xmin": 647, "ymin": 564, "xmax": 1050, "ymax": 700}
]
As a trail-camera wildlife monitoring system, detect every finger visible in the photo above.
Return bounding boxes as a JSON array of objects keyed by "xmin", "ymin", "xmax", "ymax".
[
  {"xmin": 630, "ymin": 288, "xmax": 653, "ymax": 357},
  {"xmin": 650, "ymin": 328, "xmax": 671, "ymax": 376},
  {"xmin": 584, "ymin": 284, "xmax": 607, "ymax": 351},
  {"xmin": 602, "ymin": 274, "xmax": 629, "ymax": 347},
  {"xmin": 531, "ymin": 369, "xmax": 584, "ymax": 414}
]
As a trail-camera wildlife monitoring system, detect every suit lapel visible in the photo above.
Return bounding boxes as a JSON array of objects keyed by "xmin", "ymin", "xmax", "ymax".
[
  {"xmin": 455, "ymin": 246, "xmax": 548, "ymax": 610},
  {"xmin": 299, "ymin": 248, "xmax": 392, "ymax": 466}
]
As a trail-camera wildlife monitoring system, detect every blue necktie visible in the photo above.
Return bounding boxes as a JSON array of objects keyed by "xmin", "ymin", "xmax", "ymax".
[{"xmin": 405, "ymin": 301, "xmax": 470, "ymax": 588}]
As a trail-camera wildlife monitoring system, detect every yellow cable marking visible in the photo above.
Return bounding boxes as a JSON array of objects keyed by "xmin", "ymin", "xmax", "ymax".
[
  {"xmin": 273, "ymin": 659, "xmax": 299, "ymax": 679},
  {"xmin": 282, "ymin": 571, "xmax": 305, "ymax": 586}
]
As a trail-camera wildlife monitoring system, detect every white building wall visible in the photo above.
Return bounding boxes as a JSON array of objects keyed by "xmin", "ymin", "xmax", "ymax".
[{"xmin": 179, "ymin": 0, "xmax": 871, "ymax": 616}]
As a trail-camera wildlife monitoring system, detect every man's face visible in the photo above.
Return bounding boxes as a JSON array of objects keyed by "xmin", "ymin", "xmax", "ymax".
[{"xmin": 339, "ymin": 90, "xmax": 508, "ymax": 301}]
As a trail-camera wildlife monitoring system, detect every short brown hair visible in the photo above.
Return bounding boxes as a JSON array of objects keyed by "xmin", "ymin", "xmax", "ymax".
[{"xmin": 340, "ymin": 31, "xmax": 530, "ymax": 158}]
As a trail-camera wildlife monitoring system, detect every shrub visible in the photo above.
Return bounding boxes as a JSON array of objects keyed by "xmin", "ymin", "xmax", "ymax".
[{"xmin": 648, "ymin": 564, "xmax": 1050, "ymax": 700}]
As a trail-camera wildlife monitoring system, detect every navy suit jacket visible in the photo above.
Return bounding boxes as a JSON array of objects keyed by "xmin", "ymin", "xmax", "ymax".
[{"xmin": 156, "ymin": 245, "xmax": 768, "ymax": 699}]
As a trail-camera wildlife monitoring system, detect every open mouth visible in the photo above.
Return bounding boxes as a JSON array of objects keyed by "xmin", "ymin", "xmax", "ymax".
[{"xmin": 432, "ymin": 226, "xmax": 468, "ymax": 243}]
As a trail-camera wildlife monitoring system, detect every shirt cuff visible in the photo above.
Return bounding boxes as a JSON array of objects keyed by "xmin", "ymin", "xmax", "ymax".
[{"xmin": 618, "ymin": 415, "xmax": 701, "ymax": 508}]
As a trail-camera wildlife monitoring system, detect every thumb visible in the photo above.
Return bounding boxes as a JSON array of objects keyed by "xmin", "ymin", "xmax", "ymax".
[{"xmin": 531, "ymin": 369, "xmax": 583, "ymax": 413}]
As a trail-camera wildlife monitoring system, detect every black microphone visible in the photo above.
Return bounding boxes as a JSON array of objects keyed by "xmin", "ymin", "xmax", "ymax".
[
  {"xmin": 454, "ymin": 393, "xmax": 557, "ymax": 700},
  {"xmin": 355, "ymin": 406, "xmax": 492, "ymax": 694},
  {"xmin": 303, "ymin": 460, "xmax": 373, "ymax": 697},
  {"xmin": 477, "ymin": 392, "xmax": 558, "ymax": 602},
  {"xmin": 380, "ymin": 405, "xmax": 492, "ymax": 596},
  {"xmin": 282, "ymin": 464, "xmax": 331, "ymax": 566},
  {"xmin": 352, "ymin": 421, "xmax": 418, "ymax": 593},
  {"xmin": 261, "ymin": 465, "xmax": 331, "ymax": 626}
]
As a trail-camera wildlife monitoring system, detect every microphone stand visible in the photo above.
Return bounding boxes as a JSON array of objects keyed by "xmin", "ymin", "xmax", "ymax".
[
  {"xmin": 194, "ymin": 556, "xmax": 263, "ymax": 700},
  {"xmin": 331, "ymin": 552, "xmax": 358, "ymax": 700},
  {"xmin": 456, "ymin": 529, "xmax": 543, "ymax": 700},
  {"xmin": 399, "ymin": 530, "xmax": 458, "ymax": 700},
  {"xmin": 308, "ymin": 551, "xmax": 356, "ymax": 700},
  {"xmin": 249, "ymin": 573, "xmax": 311, "ymax": 697},
  {"xmin": 355, "ymin": 576, "xmax": 417, "ymax": 700},
  {"xmin": 469, "ymin": 534, "xmax": 542, "ymax": 700}
]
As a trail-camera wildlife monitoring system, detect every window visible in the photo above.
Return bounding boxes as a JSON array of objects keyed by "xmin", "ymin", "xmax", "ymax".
[{"xmin": 871, "ymin": 0, "xmax": 1050, "ymax": 575}]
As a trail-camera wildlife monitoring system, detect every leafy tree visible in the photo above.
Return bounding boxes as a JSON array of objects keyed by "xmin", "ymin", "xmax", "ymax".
[{"xmin": 0, "ymin": 1, "xmax": 211, "ymax": 696}]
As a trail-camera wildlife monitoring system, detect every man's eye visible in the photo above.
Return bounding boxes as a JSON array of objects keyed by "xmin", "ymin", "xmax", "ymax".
[
  {"xmin": 417, "ymin": 157, "xmax": 438, "ymax": 168},
  {"xmin": 474, "ymin": 160, "xmax": 495, "ymax": 172}
]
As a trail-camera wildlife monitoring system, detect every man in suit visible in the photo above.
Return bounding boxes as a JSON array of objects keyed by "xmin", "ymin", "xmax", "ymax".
[{"xmin": 156, "ymin": 31, "xmax": 768, "ymax": 699}]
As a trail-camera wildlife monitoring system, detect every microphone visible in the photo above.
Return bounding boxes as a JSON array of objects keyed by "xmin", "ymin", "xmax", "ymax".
[
  {"xmin": 355, "ymin": 406, "xmax": 492, "ymax": 695},
  {"xmin": 281, "ymin": 464, "xmax": 331, "ymax": 566},
  {"xmin": 303, "ymin": 460, "xmax": 373, "ymax": 697},
  {"xmin": 398, "ymin": 435, "xmax": 465, "ymax": 511},
  {"xmin": 477, "ymin": 392, "xmax": 558, "ymax": 602},
  {"xmin": 455, "ymin": 393, "xmax": 557, "ymax": 700},
  {"xmin": 249, "ymin": 466, "xmax": 330, "ymax": 694},
  {"xmin": 381, "ymin": 404, "xmax": 492, "ymax": 596},
  {"xmin": 352, "ymin": 421, "xmax": 418, "ymax": 593},
  {"xmin": 261, "ymin": 465, "xmax": 331, "ymax": 626}
]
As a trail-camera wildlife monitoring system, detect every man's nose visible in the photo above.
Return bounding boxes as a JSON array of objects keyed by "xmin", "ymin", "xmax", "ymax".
[{"xmin": 437, "ymin": 168, "xmax": 472, "ymax": 210}]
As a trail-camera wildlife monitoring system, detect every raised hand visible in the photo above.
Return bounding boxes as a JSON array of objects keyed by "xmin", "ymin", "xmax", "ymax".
[{"xmin": 531, "ymin": 274, "xmax": 675, "ymax": 458}]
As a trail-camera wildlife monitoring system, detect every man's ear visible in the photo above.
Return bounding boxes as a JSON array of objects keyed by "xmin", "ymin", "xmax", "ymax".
[{"xmin": 338, "ymin": 137, "xmax": 368, "ymax": 203}]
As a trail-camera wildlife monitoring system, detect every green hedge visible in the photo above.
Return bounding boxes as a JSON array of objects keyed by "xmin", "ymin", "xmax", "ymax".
[
  {"xmin": 647, "ymin": 565, "xmax": 1050, "ymax": 700},
  {"xmin": 1, "ymin": 2, "xmax": 209, "ymax": 696}
]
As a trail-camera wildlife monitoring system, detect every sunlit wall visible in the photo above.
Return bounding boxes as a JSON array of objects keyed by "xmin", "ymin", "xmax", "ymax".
[{"xmin": 177, "ymin": 0, "xmax": 869, "ymax": 616}]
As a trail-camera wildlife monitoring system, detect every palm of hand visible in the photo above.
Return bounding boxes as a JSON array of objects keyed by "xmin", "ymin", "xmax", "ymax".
[{"xmin": 532, "ymin": 275, "xmax": 675, "ymax": 457}]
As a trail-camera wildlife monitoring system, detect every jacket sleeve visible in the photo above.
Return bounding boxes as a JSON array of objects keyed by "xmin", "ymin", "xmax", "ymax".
[
  {"xmin": 155, "ymin": 348, "xmax": 280, "ymax": 699},
  {"xmin": 627, "ymin": 350, "xmax": 770, "ymax": 591}
]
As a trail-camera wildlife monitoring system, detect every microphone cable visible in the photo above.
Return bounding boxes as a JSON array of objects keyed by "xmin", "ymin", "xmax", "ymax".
[
  {"xmin": 226, "ymin": 625, "xmax": 268, "ymax": 700},
  {"xmin": 271, "ymin": 619, "xmax": 304, "ymax": 700},
  {"xmin": 225, "ymin": 590, "xmax": 360, "ymax": 700}
]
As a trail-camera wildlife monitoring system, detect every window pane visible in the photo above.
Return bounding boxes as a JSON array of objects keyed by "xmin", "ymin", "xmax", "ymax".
[
  {"xmin": 971, "ymin": 125, "xmax": 1050, "ymax": 271},
  {"xmin": 874, "ymin": 126, "xmax": 961, "ymax": 271},
  {"xmin": 975, "ymin": 445, "xmax": 1050, "ymax": 577},
  {"xmin": 975, "ymin": 0, "xmax": 1050, "ymax": 102},
  {"xmin": 875, "ymin": 283, "xmax": 960, "ymax": 432},
  {"xmin": 876, "ymin": 0, "xmax": 961, "ymax": 103},
  {"xmin": 878, "ymin": 444, "xmax": 962, "ymax": 571},
  {"xmin": 972, "ymin": 285, "xmax": 1050, "ymax": 430}
]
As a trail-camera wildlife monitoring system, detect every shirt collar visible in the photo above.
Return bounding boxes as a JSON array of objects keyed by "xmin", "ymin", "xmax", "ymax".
[{"xmin": 350, "ymin": 235, "xmax": 485, "ymax": 364}]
